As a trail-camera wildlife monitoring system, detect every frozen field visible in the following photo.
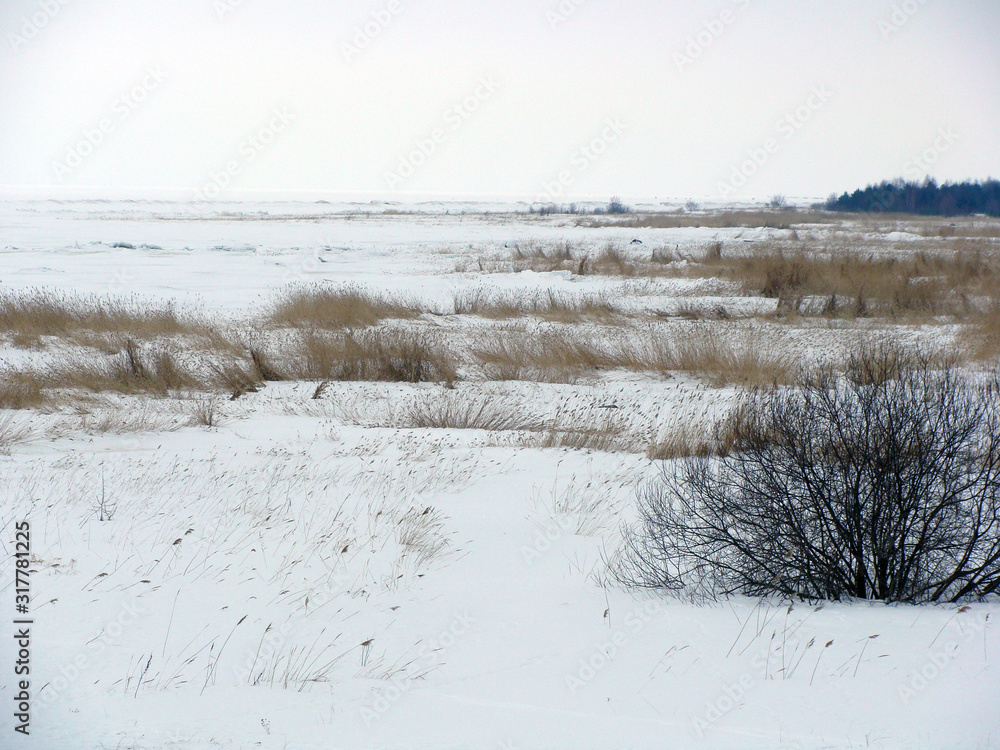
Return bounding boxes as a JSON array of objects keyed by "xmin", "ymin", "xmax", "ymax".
[{"xmin": 1, "ymin": 200, "xmax": 999, "ymax": 750}]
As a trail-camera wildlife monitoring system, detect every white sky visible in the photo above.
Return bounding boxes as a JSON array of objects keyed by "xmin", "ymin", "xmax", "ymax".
[{"xmin": 1, "ymin": 0, "xmax": 998, "ymax": 203}]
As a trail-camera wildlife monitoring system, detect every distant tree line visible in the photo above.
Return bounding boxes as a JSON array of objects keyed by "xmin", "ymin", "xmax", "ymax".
[{"xmin": 825, "ymin": 178, "xmax": 1000, "ymax": 217}]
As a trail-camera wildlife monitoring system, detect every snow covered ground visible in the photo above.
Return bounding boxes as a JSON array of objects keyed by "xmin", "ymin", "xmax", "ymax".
[{"xmin": 1, "ymin": 201, "xmax": 998, "ymax": 749}]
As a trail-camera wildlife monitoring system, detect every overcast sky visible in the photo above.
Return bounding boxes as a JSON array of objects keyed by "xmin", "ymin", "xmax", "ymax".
[{"xmin": 1, "ymin": 0, "xmax": 998, "ymax": 203}]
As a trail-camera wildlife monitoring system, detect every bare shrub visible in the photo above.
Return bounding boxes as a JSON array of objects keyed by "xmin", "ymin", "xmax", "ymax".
[
  {"xmin": 617, "ymin": 338, "xmax": 1000, "ymax": 602},
  {"xmin": 267, "ymin": 285, "xmax": 423, "ymax": 329}
]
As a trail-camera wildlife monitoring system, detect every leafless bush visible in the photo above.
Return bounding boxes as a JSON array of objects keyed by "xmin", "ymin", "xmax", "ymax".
[{"xmin": 617, "ymin": 338, "xmax": 1000, "ymax": 602}]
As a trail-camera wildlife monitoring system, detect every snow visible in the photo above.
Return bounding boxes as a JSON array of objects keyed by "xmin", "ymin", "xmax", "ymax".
[{"xmin": 0, "ymin": 201, "xmax": 997, "ymax": 749}]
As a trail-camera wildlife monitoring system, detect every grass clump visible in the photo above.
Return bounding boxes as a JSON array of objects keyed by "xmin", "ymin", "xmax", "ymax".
[
  {"xmin": 0, "ymin": 289, "xmax": 211, "ymax": 348},
  {"xmin": 295, "ymin": 328, "xmax": 457, "ymax": 385},
  {"xmin": 267, "ymin": 285, "xmax": 423, "ymax": 329}
]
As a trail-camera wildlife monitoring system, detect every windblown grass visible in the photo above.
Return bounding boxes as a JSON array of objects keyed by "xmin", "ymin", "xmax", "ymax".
[
  {"xmin": 453, "ymin": 287, "xmax": 616, "ymax": 322},
  {"xmin": 267, "ymin": 285, "xmax": 423, "ymax": 329},
  {"xmin": 0, "ymin": 370, "xmax": 47, "ymax": 410},
  {"xmin": 0, "ymin": 290, "xmax": 216, "ymax": 349},
  {"xmin": 293, "ymin": 328, "xmax": 457, "ymax": 384},
  {"xmin": 401, "ymin": 392, "xmax": 546, "ymax": 432}
]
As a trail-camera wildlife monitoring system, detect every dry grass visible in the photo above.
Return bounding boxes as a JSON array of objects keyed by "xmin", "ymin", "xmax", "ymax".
[
  {"xmin": 470, "ymin": 325, "xmax": 792, "ymax": 387},
  {"xmin": 701, "ymin": 246, "xmax": 997, "ymax": 320},
  {"xmin": 0, "ymin": 370, "xmax": 47, "ymax": 409},
  {"xmin": 0, "ymin": 290, "xmax": 217, "ymax": 349},
  {"xmin": 54, "ymin": 340, "xmax": 207, "ymax": 396},
  {"xmin": 538, "ymin": 416, "xmax": 644, "ymax": 454},
  {"xmin": 401, "ymin": 392, "xmax": 546, "ymax": 432},
  {"xmin": 471, "ymin": 329, "xmax": 617, "ymax": 383},
  {"xmin": 484, "ymin": 239, "xmax": 997, "ymax": 323},
  {"xmin": 293, "ymin": 328, "xmax": 457, "ymax": 384},
  {"xmin": 963, "ymin": 301, "xmax": 1000, "ymax": 361},
  {"xmin": 453, "ymin": 287, "xmax": 616, "ymax": 322},
  {"xmin": 188, "ymin": 398, "xmax": 222, "ymax": 427},
  {"xmin": 580, "ymin": 210, "xmax": 839, "ymax": 230},
  {"xmin": 667, "ymin": 330, "xmax": 794, "ymax": 387},
  {"xmin": 76, "ymin": 405, "xmax": 179, "ymax": 434},
  {"xmin": 266, "ymin": 285, "xmax": 423, "ymax": 329},
  {"xmin": 0, "ymin": 413, "xmax": 32, "ymax": 452}
]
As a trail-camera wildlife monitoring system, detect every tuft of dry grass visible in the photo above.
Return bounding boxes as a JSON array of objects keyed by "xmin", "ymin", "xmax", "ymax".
[
  {"xmin": 293, "ymin": 328, "xmax": 457, "ymax": 385},
  {"xmin": 539, "ymin": 417, "xmax": 644, "ymax": 454},
  {"xmin": 0, "ymin": 289, "xmax": 216, "ymax": 349},
  {"xmin": 964, "ymin": 300, "xmax": 1000, "ymax": 361},
  {"xmin": 579, "ymin": 209, "xmax": 839, "ymax": 230},
  {"xmin": 453, "ymin": 287, "xmax": 616, "ymax": 322},
  {"xmin": 189, "ymin": 398, "xmax": 222, "ymax": 427},
  {"xmin": 266, "ymin": 285, "xmax": 423, "ymax": 329},
  {"xmin": 401, "ymin": 392, "xmax": 546, "ymax": 432},
  {"xmin": 470, "ymin": 325, "xmax": 793, "ymax": 387},
  {"xmin": 0, "ymin": 412, "xmax": 32, "ymax": 452},
  {"xmin": 667, "ymin": 329, "xmax": 794, "ymax": 387},
  {"xmin": 0, "ymin": 370, "xmax": 47, "ymax": 410},
  {"xmin": 471, "ymin": 329, "xmax": 618, "ymax": 383},
  {"xmin": 715, "ymin": 247, "xmax": 997, "ymax": 319},
  {"xmin": 57, "ymin": 340, "xmax": 206, "ymax": 396}
]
